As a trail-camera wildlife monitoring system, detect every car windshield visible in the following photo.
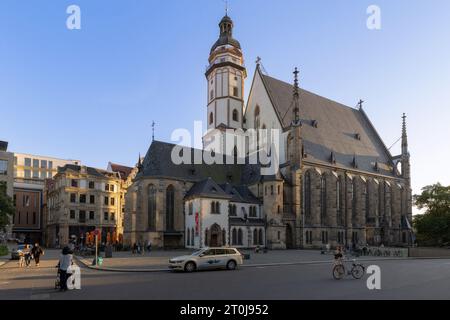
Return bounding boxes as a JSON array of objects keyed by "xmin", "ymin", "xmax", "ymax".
[{"xmin": 191, "ymin": 249, "xmax": 205, "ymax": 256}]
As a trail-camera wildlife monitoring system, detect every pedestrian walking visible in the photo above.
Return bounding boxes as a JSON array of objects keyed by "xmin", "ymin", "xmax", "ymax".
[
  {"xmin": 57, "ymin": 246, "xmax": 73, "ymax": 292},
  {"xmin": 132, "ymin": 243, "xmax": 137, "ymax": 254},
  {"xmin": 31, "ymin": 243, "xmax": 44, "ymax": 267},
  {"xmin": 23, "ymin": 244, "xmax": 32, "ymax": 267},
  {"xmin": 146, "ymin": 240, "xmax": 152, "ymax": 253}
]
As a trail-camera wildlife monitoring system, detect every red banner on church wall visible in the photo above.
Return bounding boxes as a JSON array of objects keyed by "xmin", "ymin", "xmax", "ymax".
[{"xmin": 195, "ymin": 212, "xmax": 199, "ymax": 235}]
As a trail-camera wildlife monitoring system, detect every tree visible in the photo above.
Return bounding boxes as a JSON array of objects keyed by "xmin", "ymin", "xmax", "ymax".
[
  {"xmin": 413, "ymin": 183, "xmax": 450, "ymax": 246},
  {"xmin": 0, "ymin": 182, "xmax": 14, "ymax": 233}
]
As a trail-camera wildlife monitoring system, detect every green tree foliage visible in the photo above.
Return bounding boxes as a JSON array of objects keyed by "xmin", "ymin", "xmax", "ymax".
[
  {"xmin": 413, "ymin": 183, "xmax": 450, "ymax": 246},
  {"xmin": 0, "ymin": 182, "xmax": 14, "ymax": 232}
]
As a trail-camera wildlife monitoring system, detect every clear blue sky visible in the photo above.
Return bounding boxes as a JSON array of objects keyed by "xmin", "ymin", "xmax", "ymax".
[{"xmin": 1, "ymin": 0, "xmax": 450, "ymax": 206}]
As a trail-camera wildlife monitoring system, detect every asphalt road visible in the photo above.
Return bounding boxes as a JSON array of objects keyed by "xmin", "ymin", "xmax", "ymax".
[{"xmin": 1, "ymin": 251, "xmax": 450, "ymax": 300}]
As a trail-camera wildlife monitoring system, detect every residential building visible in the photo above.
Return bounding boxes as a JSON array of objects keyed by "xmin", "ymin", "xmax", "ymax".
[{"xmin": 45, "ymin": 165, "xmax": 122, "ymax": 247}]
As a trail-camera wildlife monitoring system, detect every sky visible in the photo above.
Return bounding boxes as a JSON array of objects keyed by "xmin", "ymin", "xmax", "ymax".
[{"xmin": 1, "ymin": 0, "xmax": 450, "ymax": 211}]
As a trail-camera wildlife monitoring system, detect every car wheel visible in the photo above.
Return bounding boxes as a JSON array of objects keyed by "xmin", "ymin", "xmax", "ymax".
[
  {"xmin": 226, "ymin": 260, "xmax": 237, "ymax": 270},
  {"xmin": 184, "ymin": 261, "xmax": 196, "ymax": 273}
]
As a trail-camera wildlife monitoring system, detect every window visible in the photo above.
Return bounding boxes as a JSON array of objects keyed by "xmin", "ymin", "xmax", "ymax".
[
  {"xmin": 209, "ymin": 112, "xmax": 214, "ymax": 125},
  {"xmin": 259, "ymin": 229, "xmax": 263, "ymax": 245},
  {"xmin": 0, "ymin": 160, "xmax": 7, "ymax": 175},
  {"xmin": 188, "ymin": 202, "xmax": 193, "ymax": 215},
  {"xmin": 70, "ymin": 210, "xmax": 76, "ymax": 219},
  {"xmin": 89, "ymin": 181, "xmax": 95, "ymax": 189},
  {"xmin": 48, "ymin": 161, "xmax": 53, "ymax": 169},
  {"xmin": 24, "ymin": 170, "xmax": 31, "ymax": 179},
  {"xmin": 105, "ymin": 184, "xmax": 110, "ymax": 191},
  {"xmin": 365, "ymin": 181, "xmax": 370, "ymax": 221},
  {"xmin": 79, "ymin": 211, "xmax": 86, "ymax": 223},
  {"xmin": 187, "ymin": 228, "xmax": 191, "ymax": 246},
  {"xmin": 211, "ymin": 201, "xmax": 220, "ymax": 214},
  {"xmin": 232, "ymin": 229, "xmax": 237, "ymax": 245},
  {"xmin": 253, "ymin": 229, "xmax": 258, "ymax": 245},
  {"xmin": 210, "ymin": 90, "xmax": 214, "ymax": 101},
  {"xmin": 320, "ymin": 175, "xmax": 326, "ymax": 225},
  {"xmin": 24, "ymin": 158, "xmax": 31, "ymax": 167},
  {"xmin": 148, "ymin": 184, "xmax": 157, "ymax": 230},
  {"xmin": 277, "ymin": 231, "xmax": 281, "ymax": 240},
  {"xmin": 278, "ymin": 185, "xmax": 280, "ymax": 195},
  {"xmin": 33, "ymin": 159, "xmax": 39, "ymax": 168},
  {"xmin": 79, "ymin": 194, "xmax": 86, "ymax": 203},
  {"xmin": 254, "ymin": 106, "xmax": 260, "ymax": 129},
  {"xmin": 90, "ymin": 195, "xmax": 95, "ymax": 204},
  {"xmin": 104, "ymin": 212, "xmax": 109, "ymax": 221},
  {"xmin": 110, "ymin": 213, "xmax": 115, "ymax": 221},
  {"xmin": 70, "ymin": 193, "xmax": 76, "ymax": 203},
  {"xmin": 233, "ymin": 86, "xmax": 239, "ymax": 97},
  {"xmin": 104, "ymin": 197, "xmax": 109, "ymax": 206},
  {"xmin": 71, "ymin": 179, "xmax": 78, "ymax": 187},
  {"xmin": 304, "ymin": 172, "xmax": 312, "ymax": 222},
  {"xmin": 191, "ymin": 228, "xmax": 195, "ymax": 246},
  {"xmin": 166, "ymin": 185, "xmax": 175, "ymax": 230},
  {"xmin": 32, "ymin": 170, "xmax": 39, "ymax": 178},
  {"xmin": 110, "ymin": 185, "xmax": 115, "ymax": 192},
  {"xmin": 89, "ymin": 211, "xmax": 95, "ymax": 220},
  {"xmin": 41, "ymin": 160, "xmax": 47, "ymax": 169},
  {"xmin": 271, "ymin": 185, "xmax": 274, "ymax": 195},
  {"xmin": 336, "ymin": 177, "xmax": 343, "ymax": 226},
  {"xmin": 32, "ymin": 212, "xmax": 36, "ymax": 224},
  {"xmin": 110, "ymin": 197, "xmax": 115, "ymax": 206},
  {"xmin": 232, "ymin": 109, "xmax": 239, "ymax": 121},
  {"xmin": 238, "ymin": 229, "xmax": 243, "ymax": 245}
]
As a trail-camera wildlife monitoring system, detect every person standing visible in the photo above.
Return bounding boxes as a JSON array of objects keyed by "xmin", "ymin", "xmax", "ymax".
[
  {"xmin": 146, "ymin": 240, "xmax": 152, "ymax": 254},
  {"xmin": 57, "ymin": 246, "xmax": 73, "ymax": 292},
  {"xmin": 31, "ymin": 243, "xmax": 44, "ymax": 267}
]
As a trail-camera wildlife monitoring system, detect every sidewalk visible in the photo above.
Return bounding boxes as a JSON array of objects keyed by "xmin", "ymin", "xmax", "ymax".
[{"xmin": 75, "ymin": 249, "xmax": 409, "ymax": 272}]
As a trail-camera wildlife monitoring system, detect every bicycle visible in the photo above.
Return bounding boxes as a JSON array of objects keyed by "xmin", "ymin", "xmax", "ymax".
[{"xmin": 332, "ymin": 257, "xmax": 365, "ymax": 280}]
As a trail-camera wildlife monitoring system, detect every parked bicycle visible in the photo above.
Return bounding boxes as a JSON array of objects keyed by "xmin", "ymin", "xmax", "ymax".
[{"xmin": 332, "ymin": 256, "xmax": 365, "ymax": 280}]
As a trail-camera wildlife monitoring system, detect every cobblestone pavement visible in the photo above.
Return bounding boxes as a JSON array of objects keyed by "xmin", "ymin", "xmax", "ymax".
[{"xmin": 76, "ymin": 249, "xmax": 406, "ymax": 271}]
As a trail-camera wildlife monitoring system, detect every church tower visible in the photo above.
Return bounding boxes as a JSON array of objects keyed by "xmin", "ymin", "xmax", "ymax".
[{"xmin": 203, "ymin": 14, "xmax": 247, "ymax": 152}]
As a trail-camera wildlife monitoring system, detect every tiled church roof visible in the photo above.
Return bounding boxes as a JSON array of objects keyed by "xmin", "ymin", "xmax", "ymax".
[
  {"xmin": 260, "ymin": 73, "xmax": 398, "ymax": 177},
  {"xmin": 137, "ymin": 140, "xmax": 261, "ymax": 185}
]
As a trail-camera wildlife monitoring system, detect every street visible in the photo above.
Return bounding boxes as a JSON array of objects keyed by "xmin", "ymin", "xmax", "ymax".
[{"xmin": 1, "ymin": 250, "xmax": 450, "ymax": 300}]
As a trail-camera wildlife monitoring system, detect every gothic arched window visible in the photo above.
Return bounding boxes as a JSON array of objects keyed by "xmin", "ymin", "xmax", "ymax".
[
  {"xmin": 187, "ymin": 228, "xmax": 190, "ymax": 246},
  {"xmin": 259, "ymin": 229, "xmax": 263, "ymax": 245},
  {"xmin": 365, "ymin": 181, "xmax": 370, "ymax": 221},
  {"xmin": 238, "ymin": 229, "xmax": 243, "ymax": 245},
  {"xmin": 147, "ymin": 184, "xmax": 157, "ymax": 231},
  {"xmin": 165, "ymin": 185, "xmax": 175, "ymax": 230},
  {"xmin": 222, "ymin": 229, "xmax": 226, "ymax": 246},
  {"xmin": 304, "ymin": 171, "xmax": 312, "ymax": 223},
  {"xmin": 352, "ymin": 179, "xmax": 357, "ymax": 224},
  {"xmin": 209, "ymin": 112, "xmax": 214, "ymax": 125},
  {"xmin": 336, "ymin": 177, "xmax": 343, "ymax": 226},
  {"xmin": 191, "ymin": 228, "xmax": 195, "ymax": 246},
  {"xmin": 320, "ymin": 175, "xmax": 327, "ymax": 225},
  {"xmin": 253, "ymin": 229, "xmax": 258, "ymax": 245},
  {"xmin": 254, "ymin": 106, "xmax": 260, "ymax": 129},
  {"xmin": 232, "ymin": 228, "xmax": 237, "ymax": 245},
  {"xmin": 232, "ymin": 109, "xmax": 239, "ymax": 122}
]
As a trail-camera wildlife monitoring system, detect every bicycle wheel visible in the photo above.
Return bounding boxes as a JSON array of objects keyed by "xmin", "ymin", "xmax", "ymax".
[
  {"xmin": 351, "ymin": 264, "xmax": 365, "ymax": 279},
  {"xmin": 333, "ymin": 265, "xmax": 345, "ymax": 280}
]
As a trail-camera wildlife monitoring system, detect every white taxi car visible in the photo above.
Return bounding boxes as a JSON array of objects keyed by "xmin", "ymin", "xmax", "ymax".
[{"xmin": 169, "ymin": 247, "xmax": 243, "ymax": 272}]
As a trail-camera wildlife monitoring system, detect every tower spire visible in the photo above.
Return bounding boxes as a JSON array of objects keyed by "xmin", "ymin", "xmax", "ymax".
[
  {"xmin": 152, "ymin": 121, "xmax": 155, "ymax": 142},
  {"xmin": 292, "ymin": 67, "xmax": 300, "ymax": 126},
  {"xmin": 401, "ymin": 113, "xmax": 408, "ymax": 155}
]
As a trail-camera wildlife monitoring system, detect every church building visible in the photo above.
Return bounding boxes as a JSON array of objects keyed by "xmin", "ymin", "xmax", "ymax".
[{"xmin": 123, "ymin": 14, "xmax": 413, "ymax": 250}]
